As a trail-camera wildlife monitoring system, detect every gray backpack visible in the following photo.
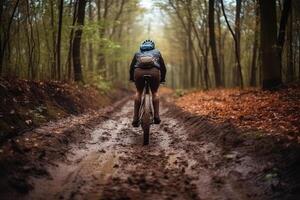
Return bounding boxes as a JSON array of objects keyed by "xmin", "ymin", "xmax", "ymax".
[{"xmin": 136, "ymin": 54, "xmax": 157, "ymax": 68}]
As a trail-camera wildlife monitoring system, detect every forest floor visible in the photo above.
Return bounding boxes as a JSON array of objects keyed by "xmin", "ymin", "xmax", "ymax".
[
  {"xmin": 0, "ymin": 77, "xmax": 129, "ymax": 143},
  {"xmin": 0, "ymin": 83, "xmax": 300, "ymax": 200}
]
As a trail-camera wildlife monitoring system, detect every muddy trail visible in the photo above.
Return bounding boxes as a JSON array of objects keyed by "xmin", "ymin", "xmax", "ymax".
[{"xmin": 4, "ymin": 98, "xmax": 299, "ymax": 200}]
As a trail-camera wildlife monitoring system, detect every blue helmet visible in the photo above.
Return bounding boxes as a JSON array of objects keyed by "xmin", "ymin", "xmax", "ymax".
[{"xmin": 140, "ymin": 39, "xmax": 155, "ymax": 51}]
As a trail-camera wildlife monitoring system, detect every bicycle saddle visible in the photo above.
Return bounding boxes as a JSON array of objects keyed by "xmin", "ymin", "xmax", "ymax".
[{"xmin": 143, "ymin": 75, "xmax": 152, "ymax": 81}]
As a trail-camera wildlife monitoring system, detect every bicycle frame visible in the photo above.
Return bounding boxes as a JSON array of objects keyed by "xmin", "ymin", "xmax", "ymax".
[{"xmin": 138, "ymin": 75, "xmax": 154, "ymax": 145}]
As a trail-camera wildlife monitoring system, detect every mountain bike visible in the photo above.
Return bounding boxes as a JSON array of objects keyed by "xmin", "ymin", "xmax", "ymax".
[{"xmin": 138, "ymin": 75, "xmax": 154, "ymax": 145}]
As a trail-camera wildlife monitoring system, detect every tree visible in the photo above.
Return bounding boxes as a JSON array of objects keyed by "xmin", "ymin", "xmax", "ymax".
[
  {"xmin": 72, "ymin": 0, "xmax": 87, "ymax": 82},
  {"xmin": 250, "ymin": 0, "xmax": 259, "ymax": 86},
  {"xmin": 50, "ymin": 0, "xmax": 57, "ymax": 79},
  {"xmin": 276, "ymin": 0, "xmax": 292, "ymax": 78},
  {"xmin": 88, "ymin": 0, "xmax": 93, "ymax": 72},
  {"xmin": 56, "ymin": 0, "xmax": 64, "ymax": 80},
  {"xmin": 0, "ymin": 0, "xmax": 20, "ymax": 75},
  {"xmin": 220, "ymin": 0, "xmax": 244, "ymax": 88},
  {"xmin": 66, "ymin": 0, "xmax": 79, "ymax": 80},
  {"xmin": 259, "ymin": 0, "xmax": 282, "ymax": 89},
  {"xmin": 208, "ymin": 0, "xmax": 221, "ymax": 87}
]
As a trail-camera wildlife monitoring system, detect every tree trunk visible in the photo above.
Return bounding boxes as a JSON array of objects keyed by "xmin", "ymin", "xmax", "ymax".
[
  {"xmin": 216, "ymin": 3, "xmax": 224, "ymax": 85},
  {"xmin": 35, "ymin": 19, "xmax": 41, "ymax": 78},
  {"xmin": 97, "ymin": 0, "xmax": 108, "ymax": 74},
  {"xmin": 208, "ymin": 0, "xmax": 221, "ymax": 87},
  {"xmin": 0, "ymin": 0, "xmax": 20, "ymax": 75},
  {"xmin": 26, "ymin": 0, "xmax": 36, "ymax": 80},
  {"xmin": 259, "ymin": 0, "xmax": 282, "ymax": 89},
  {"xmin": 234, "ymin": 0, "xmax": 243, "ymax": 87},
  {"xmin": 204, "ymin": 45, "xmax": 210, "ymax": 90},
  {"xmin": 50, "ymin": 0, "xmax": 56, "ymax": 79},
  {"xmin": 220, "ymin": 0, "xmax": 243, "ymax": 88},
  {"xmin": 286, "ymin": 9, "xmax": 293, "ymax": 82},
  {"xmin": 276, "ymin": 0, "xmax": 292, "ymax": 76},
  {"xmin": 56, "ymin": 0, "xmax": 64, "ymax": 80},
  {"xmin": 188, "ymin": 21, "xmax": 195, "ymax": 87},
  {"xmin": 72, "ymin": 0, "xmax": 87, "ymax": 82},
  {"xmin": 66, "ymin": 0, "xmax": 78, "ymax": 80},
  {"xmin": 88, "ymin": 0, "xmax": 93, "ymax": 72},
  {"xmin": 250, "ymin": 0, "xmax": 259, "ymax": 86}
]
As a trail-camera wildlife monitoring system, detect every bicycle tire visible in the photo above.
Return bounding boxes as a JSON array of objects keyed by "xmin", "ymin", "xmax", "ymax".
[{"xmin": 141, "ymin": 93, "xmax": 151, "ymax": 145}]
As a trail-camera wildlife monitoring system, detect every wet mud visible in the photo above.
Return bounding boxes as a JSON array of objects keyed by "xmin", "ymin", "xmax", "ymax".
[{"xmin": 7, "ymin": 99, "xmax": 299, "ymax": 200}]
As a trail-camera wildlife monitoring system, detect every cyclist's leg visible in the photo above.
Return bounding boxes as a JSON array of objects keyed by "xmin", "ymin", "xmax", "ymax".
[
  {"xmin": 148, "ymin": 68, "xmax": 161, "ymax": 124},
  {"xmin": 132, "ymin": 68, "xmax": 145, "ymax": 126}
]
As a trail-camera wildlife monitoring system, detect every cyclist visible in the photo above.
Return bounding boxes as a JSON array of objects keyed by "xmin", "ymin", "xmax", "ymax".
[{"xmin": 129, "ymin": 40, "xmax": 166, "ymax": 127}]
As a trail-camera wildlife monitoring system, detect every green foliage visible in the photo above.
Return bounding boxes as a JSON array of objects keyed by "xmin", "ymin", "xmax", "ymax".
[
  {"xmin": 84, "ymin": 72, "xmax": 112, "ymax": 93},
  {"xmin": 174, "ymin": 89, "xmax": 186, "ymax": 97}
]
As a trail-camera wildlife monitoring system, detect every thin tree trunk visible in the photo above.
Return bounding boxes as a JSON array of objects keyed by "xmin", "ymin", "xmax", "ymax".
[
  {"xmin": 276, "ymin": 0, "xmax": 292, "ymax": 74},
  {"xmin": 286, "ymin": 9, "xmax": 293, "ymax": 82},
  {"xmin": 220, "ymin": 0, "xmax": 243, "ymax": 88},
  {"xmin": 56, "ymin": 0, "xmax": 64, "ymax": 80},
  {"xmin": 88, "ymin": 0, "xmax": 94, "ymax": 72},
  {"xmin": 66, "ymin": 0, "xmax": 78, "ymax": 80},
  {"xmin": 42, "ymin": 16, "xmax": 51, "ymax": 76},
  {"xmin": 72, "ymin": 0, "xmax": 87, "ymax": 82},
  {"xmin": 16, "ymin": 17, "xmax": 21, "ymax": 76},
  {"xmin": 204, "ymin": 45, "xmax": 210, "ymax": 90},
  {"xmin": 186, "ymin": 0, "xmax": 204, "ymax": 87},
  {"xmin": 208, "ymin": 0, "xmax": 221, "ymax": 87},
  {"xmin": 109, "ymin": 0, "xmax": 125, "ymax": 39},
  {"xmin": 35, "ymin": 19, "xmax": 41, "ymax": 79},
  {"xmin": 168, "ymin": 0, "xmax": 196, "ymax": 87},
  {"xmin": 26, "ymin": 0, "xmax": 36, "ymax": 80},
  {"xmin": 97, "ymin": 0, "xmax": 109, "ymax": 74},
  {"xmin": 50, "ymin": 0, "xmax": 56, "ymax": 79},
  {"xmin": 216, "ymin": 3, "xmax": 224, "ymax": 85},
  {"xmin": 187, "ymin": 22, "xmax": 195, "ymax": 87},
  {"xmin": 0, "ymin": 0, "xmax": 20, "ymax": 75},
  {"xmin": 235, "ymin": 0, "xmax": 243, "ymax": 87},
  {"xmin": 298, "ymin": 28, "xmax": 300, "ymax": 80},
  {"xmin": 250, "ymin": 0, "xmax": 259, "ymax": 86}
]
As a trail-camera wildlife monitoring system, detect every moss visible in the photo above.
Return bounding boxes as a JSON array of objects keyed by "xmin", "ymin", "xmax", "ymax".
[
  {"xmin": 45, "ymin": 102, "xmax": 67, "ymax": 119},
  {"xmin": 175, "ymin": 89, "xmax": 186, "ymax": 97},
  {"xmin": 31, "ymin": 112, "xmax": 47, "ymax": 124}
]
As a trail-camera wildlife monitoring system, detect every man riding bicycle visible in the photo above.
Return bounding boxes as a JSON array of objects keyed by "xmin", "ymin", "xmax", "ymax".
[{"xmin": 129, "ymin": 40, "xmax": 166, "ymax": 127}]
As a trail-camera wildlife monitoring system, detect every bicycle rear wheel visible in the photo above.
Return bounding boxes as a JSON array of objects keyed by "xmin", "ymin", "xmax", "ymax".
[{"xmin": 141, "ymin": 93, "xmax": 151, "ymax": 145}]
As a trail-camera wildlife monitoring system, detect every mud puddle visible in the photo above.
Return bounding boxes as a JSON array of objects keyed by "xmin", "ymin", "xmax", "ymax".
[{"xmin": 27, "ymin": 101, "xmax": 269, "ymax": 200}]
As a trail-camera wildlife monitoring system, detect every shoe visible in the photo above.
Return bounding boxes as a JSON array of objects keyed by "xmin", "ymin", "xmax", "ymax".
[
  {"xmin": 153, "ymin": 117, "xmax": 161, "ymax": 124},
  {"xmin": 132, "ymin": 119, "xmax": 139, "ymax": 127}
]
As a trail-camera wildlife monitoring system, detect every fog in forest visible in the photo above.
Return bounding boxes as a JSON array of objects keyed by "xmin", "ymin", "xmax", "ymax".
[{"xmin": 1, "ymin": 0, "xmax": 299, "ymax": 89}]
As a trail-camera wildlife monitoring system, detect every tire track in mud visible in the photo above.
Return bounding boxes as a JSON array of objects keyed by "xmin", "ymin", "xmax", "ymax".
[{"xmin": 27, "ymin": 100, "xmax": 268, "ymax": 200}]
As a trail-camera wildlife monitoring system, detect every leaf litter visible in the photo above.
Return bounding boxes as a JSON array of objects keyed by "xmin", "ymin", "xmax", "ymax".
[{"xmin": 176, "ymin": 84, "xmax": 300, "ymax": 142}]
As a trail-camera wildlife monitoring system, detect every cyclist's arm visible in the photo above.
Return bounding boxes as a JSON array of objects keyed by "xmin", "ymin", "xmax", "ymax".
[
  {"xmin": 129, "ymin": 54, "xmax": 137, "ymax": 82},
  {"xmin": 159, "ymin": 54, "xmax": 166, "ymax": 83}
]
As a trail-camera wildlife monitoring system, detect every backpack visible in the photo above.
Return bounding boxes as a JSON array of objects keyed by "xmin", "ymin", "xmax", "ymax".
[{"xmin": 136, "ymin": 54, "xmax": 157, "ymax": 69}]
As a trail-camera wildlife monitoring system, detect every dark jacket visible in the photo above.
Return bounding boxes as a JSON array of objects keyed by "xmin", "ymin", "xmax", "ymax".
[{"xmin": 129, "ymin": 49, "xmax": 166, "ymax": 82}]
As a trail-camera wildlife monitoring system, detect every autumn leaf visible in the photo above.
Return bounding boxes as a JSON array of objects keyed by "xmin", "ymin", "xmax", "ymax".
[{"xmin": 176, "ymin": 87, "xmax": 300, "ymax": 140}]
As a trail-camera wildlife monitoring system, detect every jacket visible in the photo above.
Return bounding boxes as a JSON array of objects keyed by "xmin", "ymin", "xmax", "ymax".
[{"xmin": 129, "ymin": 49, "xmax": 166, "ymax": 82}]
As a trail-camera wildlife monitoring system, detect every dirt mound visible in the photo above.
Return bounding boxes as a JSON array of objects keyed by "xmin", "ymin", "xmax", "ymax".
[{"xmin": 0, "ymin": 77, "xmax": 129, "ymax": 143}]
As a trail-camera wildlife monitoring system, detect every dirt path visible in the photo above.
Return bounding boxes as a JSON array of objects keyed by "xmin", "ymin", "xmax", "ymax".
[{"xmin": 23, "ymin": 100, "xmax": 286, "ymax": 200}]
